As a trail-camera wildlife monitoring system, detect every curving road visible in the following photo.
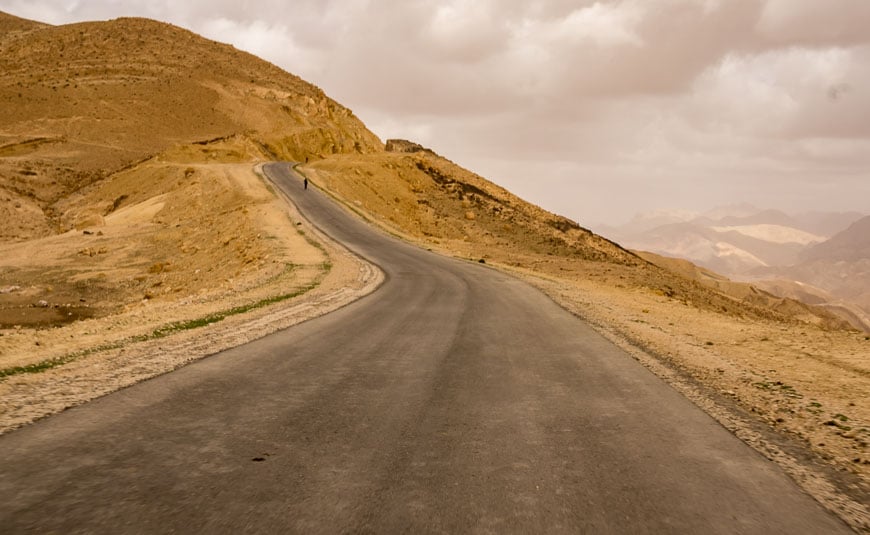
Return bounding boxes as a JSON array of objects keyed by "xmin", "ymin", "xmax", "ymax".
[{"xmin": 0, "ymin": 163, "xmax": 850, "ymax": 533}]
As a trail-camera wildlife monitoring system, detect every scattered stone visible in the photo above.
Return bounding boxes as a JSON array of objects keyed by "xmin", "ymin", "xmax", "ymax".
[
  {"xmin": 385, "ymin": 139, "xmax": 434, "ymax": 154},
  {"xmin": 35, "ymin": 300, "xmax": 49, "ymax": 308}
]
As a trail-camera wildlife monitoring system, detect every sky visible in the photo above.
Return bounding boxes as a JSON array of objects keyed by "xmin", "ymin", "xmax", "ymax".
[{"xmin": 2, "ymin": 0, "xmax": 869, "ymax": 227}]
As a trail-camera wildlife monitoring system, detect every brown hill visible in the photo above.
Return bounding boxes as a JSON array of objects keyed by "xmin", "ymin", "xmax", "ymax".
[
  {"xmin": 301, "ymin": 142, "xmax": 849, "ymax": 328},
  {"xmin": 0, "ymin": 12, "xmax": 380, "ymax": 241},
  {"xmin": 0, "ymin": 11, "xmax": 844, "ymax": 330},
  {"xmin": 0, "ymin": 11, "xmax": 381, "ymax": 332},
  {"xmin": 801, "ymin": 215, "xmax": 870, "ymax": 263},
  {"xmin": 0, "ymin": 11, "xmax": 46, "ymax": 33},
  {"xmin": 746, "ymin": 216, "xmax": 870, "ymax": 332},
  {"xmin": 635, "ymin": 250, "xmax": 857, "ymax": 328}
]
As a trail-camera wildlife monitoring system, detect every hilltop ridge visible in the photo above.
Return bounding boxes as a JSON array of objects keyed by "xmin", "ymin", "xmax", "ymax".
[{"xmin": 0, "ymin": 12, "xmax": 380, "ymax": 240}]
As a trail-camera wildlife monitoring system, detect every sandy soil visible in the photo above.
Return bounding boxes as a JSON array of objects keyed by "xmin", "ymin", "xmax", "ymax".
[
  {"xmin": 0, "ymin": 161, "xmax": 383, "ymax": 433},
  {"xmin": 514, "ymin": 269, "xmax": 869, "ymax": 529}
]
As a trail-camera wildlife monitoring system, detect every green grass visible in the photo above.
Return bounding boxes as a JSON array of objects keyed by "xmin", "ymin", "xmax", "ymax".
[
  {"xmin": 2, "ymin": 163, "xmax": 340, "ymax": 380},
  {"xmin": 752, "ymin": 380, "xmax": 803, "ymax": 399},
  {"xmin": 0, "ymin": 269, "xmax": 330, "ymax": 379}
]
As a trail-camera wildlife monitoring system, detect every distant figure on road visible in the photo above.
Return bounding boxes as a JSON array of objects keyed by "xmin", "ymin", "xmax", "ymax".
[{"xmin": 303, "ymin": 177, "xmax": 308, "ymax": 190}]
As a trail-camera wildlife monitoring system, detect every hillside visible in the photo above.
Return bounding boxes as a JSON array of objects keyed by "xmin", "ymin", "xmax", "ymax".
[
  {"xmin": 1, "ymin": 12, "xmax": 867, "ymax": 509},
  {"xmin": 749, "ymin": 216, "xmax": 870, "ymax": 331},
  {"xmin": 0, "ymin": 12, "xmax": 380, "ymax": 241},
  {"xmin": 300, "ymin": 143, "xmax": 852, "ymax": 329},
  {"xmin": 0, "ymin": 10, "xmax": 385, "ymax": 335},
  {"xmin": 604, "ymin": 206, "xmax": 869, "ymax": 330},
  {"xmin": 801, "ymin": 215, "xmax": 870, "ymax": 263}
]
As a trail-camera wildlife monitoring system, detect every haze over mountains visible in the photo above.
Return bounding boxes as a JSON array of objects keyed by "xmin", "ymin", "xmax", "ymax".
[{"xmin": 602, "ymin": 206, "xmax": 870, "ymax": 330}]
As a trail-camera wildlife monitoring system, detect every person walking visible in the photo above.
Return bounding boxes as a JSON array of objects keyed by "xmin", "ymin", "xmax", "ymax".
[{"xmin": 303, "ymin": 177, "xmax": 308, "ymax": 190}]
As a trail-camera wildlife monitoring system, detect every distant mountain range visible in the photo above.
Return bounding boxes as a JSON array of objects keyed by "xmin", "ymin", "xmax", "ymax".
[{"xmin": 599, "ymin": 206, "xmax": 870, "ymax": 331}]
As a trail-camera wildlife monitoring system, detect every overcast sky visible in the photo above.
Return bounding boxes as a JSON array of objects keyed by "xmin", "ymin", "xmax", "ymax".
[{"xmin": 3, "ymin": 0, "xmax": 869, "ymax": 227}]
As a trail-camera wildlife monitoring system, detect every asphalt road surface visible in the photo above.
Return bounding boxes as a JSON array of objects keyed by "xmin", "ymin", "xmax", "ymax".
[{"xmin": 0, "ymin": 163, "xmax": 852, "ymax": 533}]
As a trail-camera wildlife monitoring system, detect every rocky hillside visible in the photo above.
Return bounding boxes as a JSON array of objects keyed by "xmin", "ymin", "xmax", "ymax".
[
  {"xmin": 0, "ymin": 12, "xmax": 849, "ymax": 333},
  {"xmin": 750, "ymin": 216, "xmax": 870, "ymax": 331},
  {"xmin": 800, "ymin": 215, "xmax": 870, "ymax": 263},
  {"xmin": 309, "ymin": 140, "xmax": 638, "ymax": 265},
  {"xmin": 301, "ymin": 142, "xmax": 849, "ymax": 329},
  {"xmin": 0, "ymin": 11, "xmax": 381, "ymax": 241}
]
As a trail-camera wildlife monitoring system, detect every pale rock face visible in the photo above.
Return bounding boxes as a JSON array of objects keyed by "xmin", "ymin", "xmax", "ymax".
[
  {"xmin": 710, "ymin": 224, "xmax": 825, "ymax": 245},
  {"xmin": 385, "ymin": 139, "xmax": 437, "ymax": 155}
]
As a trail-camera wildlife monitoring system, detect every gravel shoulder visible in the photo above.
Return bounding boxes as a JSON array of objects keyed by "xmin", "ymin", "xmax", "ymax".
[
  {"xmin": 511, "ymin": 269, "xmax": 870, "ymax": 532},
  {"xmin": 299, "ymin": 160, "xmax": 869, "ymax": 532},
  {"xmin": 0, "ymin": 163, "xmax": 383, "ymax": 434},
  {"xmin": 0, "ymin": 157, "xmax": 866, "ymax": 531}
]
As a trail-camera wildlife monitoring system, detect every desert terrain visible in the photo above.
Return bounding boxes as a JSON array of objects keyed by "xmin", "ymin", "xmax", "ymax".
[
  {"xmin": 603, "ymin": 207, "xmax": 870, "ymax": 332},
  {"xmin": 1, "ymin": 11, "xmax": 867, "ymax": 530},
  {"xmin": 301, "ymin": 147, "xmax": 869, "ymax": 500}
]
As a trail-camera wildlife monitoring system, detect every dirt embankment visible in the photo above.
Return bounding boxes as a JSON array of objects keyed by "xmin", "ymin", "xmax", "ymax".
[
  {"xmin": 0, "ymin": 12, "xmax": 382, "ymax": 245},
  {"xmin": 0, "ymin": 151, "xmax": 382, "ymax": 433},
  {"xmin": 299, "ymin": 148, "xmax": 869, "ymax": 529},
  {"xmin": 0, "ymin": 12, "xmax": 388, "ymax": 431}
]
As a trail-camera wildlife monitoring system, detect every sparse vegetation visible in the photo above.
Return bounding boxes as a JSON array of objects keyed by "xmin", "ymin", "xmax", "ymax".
[{"xmin": 0, "ymin": 276, "xmax": 324, "ymax": 379}]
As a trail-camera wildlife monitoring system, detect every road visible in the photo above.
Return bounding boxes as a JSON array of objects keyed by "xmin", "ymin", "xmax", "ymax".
[{"xmin": 0, "ymin": 163, "xmax": 851, "ymax": 533}]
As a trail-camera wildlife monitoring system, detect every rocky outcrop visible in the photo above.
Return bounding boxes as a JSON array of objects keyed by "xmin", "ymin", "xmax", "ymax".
[{"xmin": 385, "ymin": 139, "xmax": 437, "ymax": 156}]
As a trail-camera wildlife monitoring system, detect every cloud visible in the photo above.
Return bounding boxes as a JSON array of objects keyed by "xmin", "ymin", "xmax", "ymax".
[
  {"xmin": 1, "ymin": 0, "xmax": 868, "ymax": 224},
  {"xmin": 758, "ymin": 0, "xmax": 870, "ymax": 47}
]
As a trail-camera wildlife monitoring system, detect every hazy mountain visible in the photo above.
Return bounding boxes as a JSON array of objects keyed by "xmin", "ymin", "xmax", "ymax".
[
  {"xmin": 604, "ymin": 206, "xmax": 869, "ymax": 331},
  {"xmin": 599, "ymin": 209, "xmax": 699, "ymax": 237},
  {"xmin": 716, "ymin": 209, "xmax": 797, "ymax": 228},
  {"xmin": 608, "ymin": 206, "xmax": 863, "ymax": 277},
  {"xmin": 748, "ymin": 216, "xmax": 870, "ymax": 330},
  {"xmin": 800, "ymin": 215, "xmax": 870, "ymax": 263},
  {"xmin": 700, "ymin": 203, "xmax": 762, "ymax": 221},
  {"xmin": 792, "ymin": 211, "xmax": 867, "ymax": 237}
]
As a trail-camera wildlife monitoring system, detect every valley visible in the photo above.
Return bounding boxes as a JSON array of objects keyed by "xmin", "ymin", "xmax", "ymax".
[{"xmin": 603, "ymin": 207, "xmax": 870, "ymax": 332}]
